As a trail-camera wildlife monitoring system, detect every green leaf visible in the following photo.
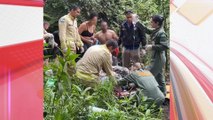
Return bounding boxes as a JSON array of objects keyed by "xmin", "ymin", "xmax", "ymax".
[
  {"xmin": 44, "ymin": 43, "xmax": 49, "ymax": 47},
  {"xmin": 72, "ymin": 84, "xmax": 82, "ymax": 92},
  {"xmin": 65, "ymin": 47, "xmax": 71, "ymax": 57},
  {"xmin": 68, "ymin": 54, "xmax": 79, "ymax": 62},
  {"xmin": 58, "ymin": 56, "xmax": 65, "ymax": 66},
  {"xmin": 85, "ymin": 96, "xmax": 93, "ymax": 101},
  {"xmin": 55, "ymin": 110, "xmax": 62, "ymax": 120},
  {"xmin": 58, "ymin": 82, "xmax": 63, "ymax": 96},
  {"xmin": 82, "ymin": 87, "xmax": 92, "ymax": 95},
  {"xmin": 44, "ymin": 55, "xmax": 52, "ymax": 59},
  {"xmin": 145, "ymin": 109, "xmax": 151, "ymax": 116}
]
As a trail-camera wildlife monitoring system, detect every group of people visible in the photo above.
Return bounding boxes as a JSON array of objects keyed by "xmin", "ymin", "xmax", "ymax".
[{"xmin": 44, "ymin": 4, "xmax": 169, "ymax": 105}]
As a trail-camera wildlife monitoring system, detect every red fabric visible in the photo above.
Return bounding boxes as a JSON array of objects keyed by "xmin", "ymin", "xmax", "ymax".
[{"xmin": 114, "ymin": 48, "xmax": 119, "ymax": 57}]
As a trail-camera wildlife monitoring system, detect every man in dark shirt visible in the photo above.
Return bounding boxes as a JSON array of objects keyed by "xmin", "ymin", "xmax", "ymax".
[{"xmin": 118, "ymin": 10, "xmax": 146, "ymax": 68}]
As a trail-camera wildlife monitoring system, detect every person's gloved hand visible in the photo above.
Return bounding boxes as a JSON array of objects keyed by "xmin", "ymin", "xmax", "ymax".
[
  {"xmin": 62, "ymin": 48, "xmax": 67, "ymax": 53},
  {"xmin": 145, "ymin": 45, "xmax": 153, "ymax": 51},
  {"xmin": 54, "ymin": 42, "xmax": 58, "ymax": 47},
  {"xmin": 87, "ymin": 39, "xmax": 93, "ymax": 45},
  {"xmin": 141, "ymin": 49, "xmax": 146, "ymax": 56},
  {"xmin": 80, "ymin": 46, "xmax": 84, "ymax": 53}
]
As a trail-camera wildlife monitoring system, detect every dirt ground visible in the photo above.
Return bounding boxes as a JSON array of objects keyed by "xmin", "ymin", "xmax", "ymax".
[
  {"xmin": 163, "ymin": 80, "xmax": 170, "ymax": 120},
  {"xmin": 162, "ymin": 98, "xmax": 170, "ymax": 120}
]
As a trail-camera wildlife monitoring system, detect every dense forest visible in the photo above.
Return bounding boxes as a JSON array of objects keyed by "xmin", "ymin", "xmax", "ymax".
[{"xmin": 44, "ymin": 0, "xmax": 169, "ymax": 33}]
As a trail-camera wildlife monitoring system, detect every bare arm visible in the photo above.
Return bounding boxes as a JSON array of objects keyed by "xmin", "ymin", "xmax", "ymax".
[
  {"xmin": 94, "ymin": 31, "xmax": 101, "ymax": 40},
  {"xmin": 91, "ymin": 26, "xmax": 97, "ymax": 44},
  {"xmin": 112, "ymin": 31, "xmax": 119, "ymax": 40},
  {"xmin": 94, "ymin": 32, "xmax": 98, "ymax": 39},
  {"xmin": 92, "ymin": 26, "xmax": 96, "ymax": 37}
]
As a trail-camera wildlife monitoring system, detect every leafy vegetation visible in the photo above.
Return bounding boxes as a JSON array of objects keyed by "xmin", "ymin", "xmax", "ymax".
[
  {"xmin": 44, "ymin": 51, "xmax": 163, "ymax": 120},
  {"xmin": 44, "ymin": 0, "xmax": 169, "ymax": 33}
]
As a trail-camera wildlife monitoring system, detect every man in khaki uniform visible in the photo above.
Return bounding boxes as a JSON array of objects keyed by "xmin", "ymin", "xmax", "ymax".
[
  {"xmin": 76, "ymin": 40, "xmax": 118, "ymax": 88},
  {"xmin": 58, "ymin": 5, "xmax": 84, "ymax": 53}
]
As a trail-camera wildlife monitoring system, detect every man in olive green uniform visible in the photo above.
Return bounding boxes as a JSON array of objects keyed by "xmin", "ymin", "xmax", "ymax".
[
  {"xmin": 117, "ymin": 63, "xmax": 165, "ymax": 106},
  {"xmin": 58, "ymin": 5, "xmax": 84, "ymax": 53},
  {"xmin": 145, "ymin": 15, "xmax": 169, "ymax": 95}
]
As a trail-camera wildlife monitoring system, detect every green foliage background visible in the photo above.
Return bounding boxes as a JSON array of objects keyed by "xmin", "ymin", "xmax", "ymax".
[
  {"xmin": 44, "ymin": 0, "xmax": 169, "ymax": 34},
  {"xmin": 44, "ymin": 51, "xmax": 163, "ymax": 120}
]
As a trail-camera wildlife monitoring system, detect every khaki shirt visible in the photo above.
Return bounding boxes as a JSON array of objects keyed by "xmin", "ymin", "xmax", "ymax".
[
  {"xmin": 76, "ymin": 45, "xmax": 114, "ymax": 79},
  {"xmin": 58, "ymin": 14, "xmax": 83, "ymax": 52}
]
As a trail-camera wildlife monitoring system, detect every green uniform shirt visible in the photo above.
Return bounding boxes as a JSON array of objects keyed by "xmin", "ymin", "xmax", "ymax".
[{"xmin": 120, "ymin": 70, "xmax": 165, "ymax": 105}]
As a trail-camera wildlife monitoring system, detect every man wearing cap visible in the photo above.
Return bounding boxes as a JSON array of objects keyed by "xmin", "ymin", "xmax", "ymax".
[{"xmin": 118, "ymin": 10, "xmax": 146, "ymax": 68}]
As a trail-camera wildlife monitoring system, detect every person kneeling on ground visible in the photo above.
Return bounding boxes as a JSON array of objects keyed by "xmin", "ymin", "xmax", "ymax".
[
  {"xmin": 117, "ymin": 62, "xmax": 165, "ymax": 106},
  {"xmin": 75, "ymin": 40, "xmax": 118, "ymax": 88}
]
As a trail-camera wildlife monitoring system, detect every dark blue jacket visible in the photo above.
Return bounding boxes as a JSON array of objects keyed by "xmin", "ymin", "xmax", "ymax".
[{"xmin": 118, "ymin": 21, "xmax": 146, "ymax": 49}]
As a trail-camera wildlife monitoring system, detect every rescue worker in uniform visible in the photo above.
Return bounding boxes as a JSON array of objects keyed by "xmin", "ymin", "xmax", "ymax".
[
  {"xmin": 145, "ymin": 15, "xmax": 169, "ymax": 95},
  {"xmin": 118, "ymin": 62, "xmax": 165, "ymax": 106},
  {"xmin": 58, "ymin": 5, "xmax": 84, "ymax": 54},
  {"xmin": 76, "ymin": 40, "xmax": 118, "ymax": 88}
]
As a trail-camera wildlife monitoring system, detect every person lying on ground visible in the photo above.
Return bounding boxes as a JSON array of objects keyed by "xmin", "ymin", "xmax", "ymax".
[
  {"xmin": 117, "ymin": 62, "xmax": 165, "ymax": 106},
  {"xmin": 75, "ymin": 40, "xmax": 118, "ymax": 88}
]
